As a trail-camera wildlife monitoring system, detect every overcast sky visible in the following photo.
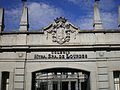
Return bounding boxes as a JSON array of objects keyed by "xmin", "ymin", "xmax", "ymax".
[{"xmin": 0, "ymin": 0, "xmax": 120, "ymax": 31}]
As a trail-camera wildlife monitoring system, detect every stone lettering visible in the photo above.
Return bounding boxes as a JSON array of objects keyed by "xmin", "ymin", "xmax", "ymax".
[{"xmin": 34, "ymin": 51, "xmax": 87, "ymax": 60}]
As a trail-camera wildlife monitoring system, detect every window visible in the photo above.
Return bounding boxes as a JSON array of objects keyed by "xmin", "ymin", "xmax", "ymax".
[
  {"xmin": 114, "ymin": 71, "xmax": 120, "ymax": 90},
  {"xmin": 1, "ymin": 72, "xmax": 9, "ymax": 90}
]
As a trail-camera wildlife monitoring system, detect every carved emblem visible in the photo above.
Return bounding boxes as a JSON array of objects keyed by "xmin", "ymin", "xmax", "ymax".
[{"xmin": 44, "ymin": 17, "xmax": 79, "ymax": 44}]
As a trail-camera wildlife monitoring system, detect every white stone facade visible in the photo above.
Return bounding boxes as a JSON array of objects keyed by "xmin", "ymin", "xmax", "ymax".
[
  {"xmin": 0, "ymin": 18, "xmax": 120, "ymax": 90},
  {"xmin": 0, "ymin": 1, "xmax": 120, "ymax": 90}
]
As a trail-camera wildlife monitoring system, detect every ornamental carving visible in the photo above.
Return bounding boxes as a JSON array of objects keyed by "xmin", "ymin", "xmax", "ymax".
[{"xmin": 44, "ymin": 17, "xmax": 79, "ymax": 44}]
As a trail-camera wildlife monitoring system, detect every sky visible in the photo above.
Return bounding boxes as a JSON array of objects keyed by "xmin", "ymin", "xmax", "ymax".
[{"xmin": 0, "ymin": 0, "xmax": 120, "ymax": 31}]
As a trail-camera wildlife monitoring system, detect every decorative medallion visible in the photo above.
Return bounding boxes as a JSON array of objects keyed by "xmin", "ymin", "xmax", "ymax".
[{"xmin": 44, "ymin": 17, "xmax": 79, "ymax": 44}]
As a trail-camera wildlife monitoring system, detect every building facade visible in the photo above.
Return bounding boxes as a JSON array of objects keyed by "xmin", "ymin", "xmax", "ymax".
[{"xmin": 0, "ymin": 1, "xmax": 120, "ymax": 90}]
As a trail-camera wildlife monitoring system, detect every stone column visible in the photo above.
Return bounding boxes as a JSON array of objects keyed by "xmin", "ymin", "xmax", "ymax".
[
  {"xmin": 79, "ymin": 81, "xmax": 81, "ymax": 90},
  {"xmin": 9, "ymin": 72, "xmax": 14, "ymax": 90},
  {"xmin": 48, "ymin": 81, "xmax": 50, "ymax": 90},
  {"xmin": 48, "ymin": 81, "xmax": 52, "ymax": 90},
  {"xmin": 51, "ymin": 82, "xmax": 53, "ymax": 90},
  {"xmin": 58, "ymin": 81, "xmax": 61, "ymax": 90},
  {"xmin": 68, "ymin": 81, "xmax": 71, "ymax": 90},
  {"xmin": 76, "ymin": 80, "xmax": 78, "ymax": 90}
]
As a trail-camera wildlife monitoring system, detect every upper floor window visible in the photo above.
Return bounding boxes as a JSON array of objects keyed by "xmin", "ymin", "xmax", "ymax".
[
  {"xmin": 1, "ymin": 72, "xmax": 9, "ymax": 90},
  {"xmin": 114, "ymin": 71, "xmax": 120, "ymax": 90}
]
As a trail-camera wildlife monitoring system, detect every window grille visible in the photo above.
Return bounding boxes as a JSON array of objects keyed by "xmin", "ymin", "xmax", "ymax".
[
  {"xmin": 1, "ymin": 72, "xmax": 9, "ymax": 90},
  {"xmin": 114, "ymin": 71, "xmax": 120, "ymax": 90}
]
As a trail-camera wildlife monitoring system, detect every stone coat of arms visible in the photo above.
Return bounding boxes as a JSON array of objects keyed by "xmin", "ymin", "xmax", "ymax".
[{"xmin": 44, "ymin": 17, "xmax": 79, "ymax": 44}]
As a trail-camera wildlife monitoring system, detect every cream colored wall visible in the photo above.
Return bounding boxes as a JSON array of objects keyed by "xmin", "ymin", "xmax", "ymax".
[{"xmin": 0, "ymin": 33, "xmax": 120, "ymax": 46}]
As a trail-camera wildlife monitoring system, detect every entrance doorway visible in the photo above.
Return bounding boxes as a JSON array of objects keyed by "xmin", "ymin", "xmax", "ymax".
[{"xmin": 32, "ymin": 68, "xmax": 90, "ymax": 90}]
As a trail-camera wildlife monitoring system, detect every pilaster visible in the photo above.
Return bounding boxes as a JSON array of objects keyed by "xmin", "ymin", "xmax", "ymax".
[
  {"xmin": 97, "ymin": 61, "xmax": 109, "ymax": 90},
  {"xmin": 13, "ymin": 52, "xmax": 26, "ymax": 90},
  {"xmin": 0, "ymin": 8, "xmax": 4, "ymax": 33},
  {"xmin": 9, "ymin": 72, "xmax": 14, "ymax": 90}
]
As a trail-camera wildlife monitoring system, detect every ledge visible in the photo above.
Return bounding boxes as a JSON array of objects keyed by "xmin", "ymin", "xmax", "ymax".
[
  {"xmin": 0, "ymin": 29, "xmax": 120, "ymax": 35},
  {"xmin": 0, "ymin": 44, "xmax": 120, "ymax": 52}
]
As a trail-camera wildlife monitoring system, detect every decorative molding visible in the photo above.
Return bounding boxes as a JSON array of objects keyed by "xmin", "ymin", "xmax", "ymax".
[
  {"xmin": 18, "ymin": 53, "xmax": 23, "ymax": 57},
  {"xmin": 44, "ymin": 17, "xmax": 79, "ymax": 44}
]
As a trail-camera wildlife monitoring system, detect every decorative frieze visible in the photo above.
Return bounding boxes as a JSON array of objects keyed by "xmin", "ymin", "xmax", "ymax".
[{"xmin": 44, "ymin": 17, "xmax": 79, "ymax": 44}]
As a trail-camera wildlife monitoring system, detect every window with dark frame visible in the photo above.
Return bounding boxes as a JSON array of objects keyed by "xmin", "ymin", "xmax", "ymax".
[
  {"xmin": 114, "ymin": 71, "xmax": 120, "ymax": 90},
  {"xmin": 1, "ymin": 72, "xmax": 9, "ymax": 90}
]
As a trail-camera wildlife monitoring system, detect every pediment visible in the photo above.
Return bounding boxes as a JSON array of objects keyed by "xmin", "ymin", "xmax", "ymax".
[{"xmin": 43, "ymin": 17, "xmax": 79, "ymax": 44}]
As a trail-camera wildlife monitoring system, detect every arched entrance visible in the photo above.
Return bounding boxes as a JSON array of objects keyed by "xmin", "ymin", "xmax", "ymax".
[{"xmin": 32, "ymin": 68, "xmax": 90, "ymax": 90}]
